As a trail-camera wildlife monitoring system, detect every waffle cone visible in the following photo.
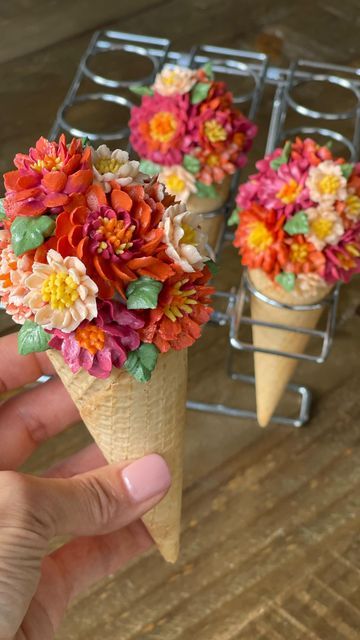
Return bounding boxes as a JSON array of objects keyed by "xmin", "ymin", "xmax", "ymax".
[
  {"xmin": 187, "ymin": 177, "xmax": 231, "ymax": 250},
  {"xmin": 248, "ymin": 269, "xmax": 332, "ymax": 427},
  {"xmin": 48, "ymin": 348, "xmax": 188, "ymax": 563}
]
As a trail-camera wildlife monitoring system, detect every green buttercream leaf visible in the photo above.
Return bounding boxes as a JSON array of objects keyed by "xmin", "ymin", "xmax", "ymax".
[
  {"xmin": 270, "ymin": 140, "xmax": 292, "ymax": 170},
  {"xmin": 275, "ymin": 272, "xmax": 296, "ymax": 292},
  {"xmin": 195, "ymin": 180, "xmax": 218, "ymax": 198},
  {"xmin": 139, "ymin": 159, "xmax": 162, "ymax": 176},
  {"xmin": 130, "ymin": 85, "xmax": 154, "ymax": 96},
  {"xmin": 202, "ymin": 62, "xmax": 214, "ymax": 80},
  {"xmin": 227, "ymin": 207, "xmax": 240, "ymax": 226},
  {"xmin": 0, "ymin": 199, "xmax": 6, "ymax": 221},
  {"xmin": 126, "ymin": 277, "xmax": 163, "ymax": 310},
  {"xmin": 340, "ymin": 163, "xmax": 354, "ymax": 179},
  {"xmin": 124, "ymin": 343, "xmax": 159, "ymax": 383},
  {"xmin": 11, "ymin": 215, "xmax": 55, "ymax": 257},
  {"xmin": 18, "ymin": 321, "xmax": 50, "ymax": 356},
  {"xmin": 81, "ymin": 136, "xmax": 89, "ymax": 147},
  {"xmin": 183, "ymin": 154, "xmax": 201, "ymax": 174},
  {"xmin": 206, "ymin": 260, "xmax": 219, "ymax": 276},
  {"xmin": 325, "ymin": 140, "xmax": 333, "ymax": 149},
  {"xmin": 284, "ymin": 211, "xmax": 309, "ymax": 236},
  {"xmin": 191, "ymin": 81, "xmax": 211, "ymax": 105}
]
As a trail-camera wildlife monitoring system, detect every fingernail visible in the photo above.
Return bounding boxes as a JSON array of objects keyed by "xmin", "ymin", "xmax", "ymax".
[{"xmin": 122, "ymin": 454, "xmax": 171, "ymax": 503}]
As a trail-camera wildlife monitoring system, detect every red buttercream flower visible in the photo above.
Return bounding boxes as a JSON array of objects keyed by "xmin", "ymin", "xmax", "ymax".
[
  {"xmin": 140, "ymin": 267, "xmax": 214, "ymax": 352},
  {"xmin": 3, "ymin": 135, "xmax": 93, "ymax": 219}
]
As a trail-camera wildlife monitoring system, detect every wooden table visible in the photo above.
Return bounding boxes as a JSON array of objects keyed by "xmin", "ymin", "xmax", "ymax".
[{"xmin": 1, "ymin": 2, "xmax": 360, "ymax": 638}]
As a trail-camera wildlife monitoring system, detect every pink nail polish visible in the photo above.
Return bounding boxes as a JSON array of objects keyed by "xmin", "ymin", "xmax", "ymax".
[{"xmin": 122, "ymin": 454, "xmax": 171, "ymax": 503}]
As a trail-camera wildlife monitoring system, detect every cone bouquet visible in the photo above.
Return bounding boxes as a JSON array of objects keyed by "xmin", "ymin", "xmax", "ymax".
[
  {"xmin": 233, "ymin": 138, "xmax": 360, "ymax": 426},
  {"xmin": 0, "ymin": 135, "xmax": 214, "ymax": 561},
  {"xmin": 129, "ymin": 63, "xmax": 257, "ymax": 251}
]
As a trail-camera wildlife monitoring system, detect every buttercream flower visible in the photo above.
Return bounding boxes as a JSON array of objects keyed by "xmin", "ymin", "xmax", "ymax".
[
  {"xmin": 234, "ymin": 204, "xmax": 287, "ymax": 279},
  {"xmin": 324, "ymin": 228, "xmax": 360, "ymax": 283},
  {"xmin": 306, "ymin": 161, "xmax": 347, "ymax": 205},
  {"xmin": 48, "ymin": 299, "xmax": 144, "ymax": 378},
  {"xmin": 159, "ymin": 203, "xmax": 209, "ymax": 272},
  {"xmin": 153, "ymin": 66, "xmax": 197, "ymax": 96},
  {"xmin": 195, "ymin": 148, "xmax": 237, "ymax": 185},
  {"xmin": 92, "ymin": 145, "xmax": 140, "ymax": 192},
  {"xmin": 283, "ymin": 236, "xmax": 325, "ymax": 276},
  {"xmin": 290, "ymin": 137, "xmax": 333, "ymax": 168},
  {"xmin": 141, "ymin": 267, "xmax": 213, "ymax": 352},
  {"xmin": 306, "ymin": 205, "xmax": 344, "ymax": 250},
  {"xmin": 54, "ymin": 182, "xmax": 174, "ymax": 298},
  {"xmin": 0, "ymin": 244, "xmax": 34, "ymax": 324},
  {"xmin": 130, "ymin": 93, "xmax": 189, "ymax": 165},
  {"xmin": 344, "ymin": 192, "xmax": 360, "ymax": 221},
  {"xmin": 24, "ymin": 249, "xmax": 98, "ymax": 332},
  {"xmin": 296, "ymin": 272, "xmax": 329, "ymax": 295},
  {"xmin": 4, "ymin": 135, "xmax": 93, "ymax": 219},
  {"xmin": 158, "ymin": 165, "xmax": 196, "ymax": 202}
]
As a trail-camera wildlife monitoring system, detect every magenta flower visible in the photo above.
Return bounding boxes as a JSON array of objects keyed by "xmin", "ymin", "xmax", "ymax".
[
  {"xmin": 324, "ymin": 227, "xmax": 360, "ymax": 283},
  {"xmin": 129, "ymin": 93, "xmax": 189, "ymax": 166},
  {"xmin": 48, "ymin": 299, "xmax": 144, "ymax": 378}
]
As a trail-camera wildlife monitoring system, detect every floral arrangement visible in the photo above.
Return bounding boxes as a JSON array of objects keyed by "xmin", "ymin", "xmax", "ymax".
[
  {"xmin": 231, "ymin": 138, "xmax": 360, "ymax": 293},
  {"xmin": 0, "ymin": 135, "xmax": 214, "ymax": 380},
  {"xmin": 129, "ymin": 63, "xmax": 257, "ymax": 204}
]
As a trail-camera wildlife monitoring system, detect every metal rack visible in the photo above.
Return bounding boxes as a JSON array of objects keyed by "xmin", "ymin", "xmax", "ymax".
[{"xmin": 46, "ymin": 32, "xmax": 360, "ymax": 427}]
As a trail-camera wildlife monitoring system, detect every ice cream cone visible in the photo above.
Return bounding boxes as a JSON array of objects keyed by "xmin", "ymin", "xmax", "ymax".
[
  {"xmin": 248, "ymin": 269, "xmax": 332, "ymax": 427},
  {"xmin": 187, "ymin": 177, "xmax": 231, "ymax": 251},
  {"xmin": 48, "ymin": 348, "xmax": 188, "ymax": 563}
]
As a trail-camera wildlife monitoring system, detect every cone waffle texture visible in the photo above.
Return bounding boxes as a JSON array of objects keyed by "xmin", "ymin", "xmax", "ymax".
[
  {"xmin": 48, "ymin": 348, "xmax": 188, "ymax": 563},
  {"xmin": 248, "ymin": 269, "xmax": 332, "ymax": 427},
  {"xmin": 188, "ymin": 177, "xmax": 231, "ymax": 250}
]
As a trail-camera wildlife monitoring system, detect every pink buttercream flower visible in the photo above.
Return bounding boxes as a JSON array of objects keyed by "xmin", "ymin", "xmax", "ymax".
[
  {"xmin": 324, "ymin": 227, "xmax": 360, "ymax": 283},
  {"xmin": 0, "ymin": 243, "xmax": 34, "ymax": 324},
  {"xmin": 129, "ymin": 93, "xmax": 189, "ymax": 166},
  {"xmin": 48, "ymin": 299, "xmax": 144, "ymax": 378},
  {"xmin": 3, "ymin": 135, "xmax": 93, "ymax": 219}
]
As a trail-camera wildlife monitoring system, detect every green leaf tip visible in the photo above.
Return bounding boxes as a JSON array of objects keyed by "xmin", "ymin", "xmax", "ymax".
[
  {"xmin": 270, "ymin": 140, "xmax": 292, "ymax": 170},
  {"xmin": 191, "ymin": 81, "xmax": 211, "ymax": 105},
  {"xmin": 275, "ymin": 272, "xmax": 296, "ymax": 292},
  {"xmin": 284, "ymin": 211, "xmax": 309, "ymax": 236},
  {"xmin": 124, "ymin": 343, "xmax": 159, "ymax": 383},
  {"xmin": 18, "ymin": 321, "xmax": 50, "ymax": 356},
  {"xmin": 126, "ymin": 277, "xmax": 163, "ymax": 310},
  {"xmin": 11, "ymin": 215, "xmax": 55, "ymax": 256}
]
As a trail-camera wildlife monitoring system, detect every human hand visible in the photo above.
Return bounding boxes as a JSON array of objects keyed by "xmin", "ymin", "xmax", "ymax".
[{"xmin": 0, "ymin": 333, "xmax": 171, "ymax": 640}]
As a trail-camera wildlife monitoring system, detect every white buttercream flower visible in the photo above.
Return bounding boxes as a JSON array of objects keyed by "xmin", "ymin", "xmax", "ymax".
[
  {"xmin": 306, "ymin": 161, "xmax": 347, "ymax": 205},
  {"xmin": 159, "ymin": 203, "xmax": 209, "ymax": 272},
  {"xmin": 296, "ymin": 273, "xmax": 329, "ymax": 295},
  {"xmin": 344, "ymin": 190, "xmax": 360, "ymax": 221},
  {"xmin": 153, "ymin": 65, "xmax": 197, "ymax": 96},
  {"xmin": 306, "ymin": 204, "xmax": 344, "ymax": 250},
  {"xmin": 92, "ymin": 145, "xmax": 140, "ymax": 192},
  {"xmin": 159, "ymin": 165, "xmax": 197, "ymax": 203},
  {"xmin": 24, "ymin": 250, "xmax": 98, "ymax": 333}
]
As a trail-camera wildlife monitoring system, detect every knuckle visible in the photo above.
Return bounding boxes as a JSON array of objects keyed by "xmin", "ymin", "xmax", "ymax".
[
  {"xmin": 80, "ymin": 476, "xmax": 120, "ymax": 527},
  {"xmin": 0, "ymin": 470, "xmax": 28, "ymax": 513}
]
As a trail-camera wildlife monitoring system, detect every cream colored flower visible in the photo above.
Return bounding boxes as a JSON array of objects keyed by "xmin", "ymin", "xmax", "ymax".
[
  {"xmin": 306, "ymin": 161, "xmax": 347, "ymax": 205},
  {"xmin": 159, "ymin": 203, "xmax": 209, "ymax": 272},
  {"xmin": 0, "ymin": 245, "xmax": 33, "ymax": 324},
  {"xmin": 344, "ymin": 190, "xmax": 360, "ymax": 221},
  {"xmin": 24, "ymin": 250, "xmax": 98, "ymax": 333},
  {"xmin": 159, "ymin": 165, "xmax": 197, "ymax": 203},
  {"xmin": 153, "ymin": 65, "xmax": 197, "ymax": 96},
  {"xmin": 296, "ymin": 273, "xmax": 328, "ymax": 295},
  {"xmin": 306, "ymin": 204, "xmax": 344, "ymax": 250},
  {"xmin": 92, "ymin": 145, "xmax": 140, "ymax": 192}
]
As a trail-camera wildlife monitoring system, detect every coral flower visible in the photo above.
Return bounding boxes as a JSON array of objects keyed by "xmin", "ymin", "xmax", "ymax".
[
  {"xmin": 324, "ymin": 228, "xmax": 360, "ymax": 283},
  {"xmin": 195, "ymin": 148, "xmax": 238, "ymax": 185},
  {"xmin": 283, "ymin": 235, "xmax": 325, "ymax": 276},
  {"xmin": 54, "ymin": 182, "xmax": 175, "ymax": 298},
  {"xmin": 141, "ymin": 267, "xmax": 213, "ymax": 352},
  {"xmin": 234, "ymin": 204, "xmax": 287, "ymax": 278},
  {"xmin": 159, "ymin": 203, "xmax": 209, "ymax": 272},
  {"xmin": 48, "ymin": 299, "xmax": 144, "ymax": 378},
  {"xmin": 130, "ymin": 93, "xmax": 189, "ymax": 166},
  {"xmin": 0, "ymin": 244, "xmax": 34, "ymax": 324},
  {"xmin": 290, "ymin": 137, "xmax": 333, "ymax": 168},
  {"xmin": 24, "ymin": 249, "xmax": 98, "ymax": 332},
  {"xmin": 3, "ymin": 135, "xmax": 93, "ymax": 219}
]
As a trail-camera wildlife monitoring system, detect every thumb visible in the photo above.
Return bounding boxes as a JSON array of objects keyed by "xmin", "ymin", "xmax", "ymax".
[{"xmin": 30, "ymin": 453, "xmax": 171, "ymax": 538}]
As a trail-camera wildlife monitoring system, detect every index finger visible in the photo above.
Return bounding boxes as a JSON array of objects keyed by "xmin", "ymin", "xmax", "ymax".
[{"xmin": 0, "ymin": 332, "xmax": 54, "ymax": 394}]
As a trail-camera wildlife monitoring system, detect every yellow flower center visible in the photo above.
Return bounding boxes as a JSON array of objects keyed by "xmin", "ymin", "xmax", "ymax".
[
  {"xmin": 290, "ymin": 242, "xmax": 309, "ymax": 263},
  {"xmin": 162, "ymin": 71, "xmax": 178, "ymax": 86},
  {"xmin": 164, "ymin": 279, "xmax": 198, "ymax": 322},
  {"xmin": 276, "ymin": 179, "xmax": 302, "ymax": 204},
  {"xmin": 181, "ymin": 223, "xmax": 197, "ymax": 245},
  {"xmin": 247, "ymin": 221, "xmax": 273, "ymax": 253},
  {"xmin": 206, "ymin": 153, "xmax": 220, "ymax": 167},
  {"xmin": 204, "ymin": 119, "xmax": 227, "ymax": 143},
  {"xmin": 75, "ymin": 324, "xmax": 106, "ymax": 355},
  {"xmin": 149, "ymin": 112, "xmax": 178, "ymax": 143},
  {"xmin": 97, "ymin": 217, "xmax": 135, "ymax": 255},
  {"xmin": 346, "ymin": 194, "xmax": 360, "ymax": 217},
  {"xmin": 318, "ymin": 174, "xmax": 340, "ymax": 195},
  {"xmin": 165, "ymin": 174, "xmax": 186, "ymax": 194},
  {"xmin": 31, "ymin": 155, "xmax": 63, "ymax": 172},
  {"xmin": 41, "ymin": 272, "xmax": 79, "ymax": 310},
  {"xmin": 310, "ymin": 217, "xmax": 334, "ymax": 240},
  {"xmin": 95, "ymin": 157, "xmax": 123, "ymax": 175}
]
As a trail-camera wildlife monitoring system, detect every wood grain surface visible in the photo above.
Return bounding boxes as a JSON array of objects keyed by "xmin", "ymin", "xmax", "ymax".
[{"xmin": 0, "ymin": 2, "xmax": 359, "ymax": 638}]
